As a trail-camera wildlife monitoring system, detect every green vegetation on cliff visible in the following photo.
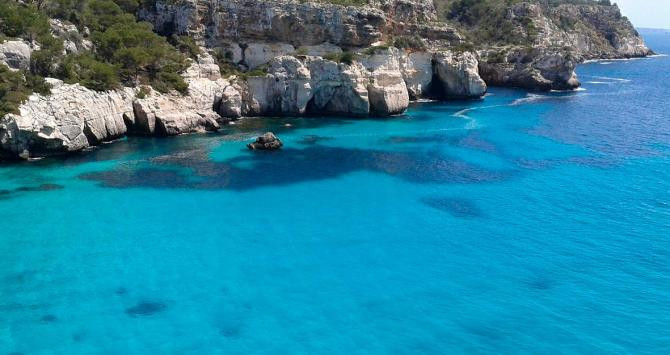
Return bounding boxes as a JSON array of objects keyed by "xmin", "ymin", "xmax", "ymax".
[
  {"xmin": 435, "ymin": 0, "xmax": 619, "ymax": 46},
  {"xmin": 0, "ymin": 0, "xmax": 191, "ymax": 117},
  {"xmin": 434, "ymin": 0, "xmax": 538, "ymax": 45}
]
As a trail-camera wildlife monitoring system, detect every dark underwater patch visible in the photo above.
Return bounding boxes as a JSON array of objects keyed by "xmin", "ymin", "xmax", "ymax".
[
  {"xmin": 386, "ymin": 136, "xmax": 422, "ymax": 144},
  {"xmin": 219, "ymin": 324, "xmax": 242, "ymax": 338},
  {"xmin": 15, "ymin": 184, "xmax": 64, "ymax": 192},
  {"xmin": 3, "ymin": 270, "xmax": 37, "ymax": 284},
  {"xmin": 125, "ymin": 301, "xmax": 167, "ymax": 317},
  {"xmin": 421, "ymin": 197, "xmax": 484, "ymax": 218},
  {"xmin": 82, "ymin": 168, "xmax": 190, "ymax": 189},
  {"xmin": 72, "ymin": 332, "xmax": 84, "ymax": 342},
  {"xmin": 40, "ymin": 314, "xmax": 57, "ymax": 323},
  {"xmin": 115, "ymin": 287, "xmax": 128, "ymax": 295},
  {"xmin": 81, "ymin": 145, "xmax": 514, "ymax": 191},
  {"xmin": 462, "ymin": 322, "xmax": 503, "ymax": 340},
  {"xmin": 0, "ymin": 184, "xmax": 65, "ymax": 200},
  {"xmin": 297, "ymin": 135, "xmax": 334, "ymax": 145},
  {"xmin": 516, "ymin": 156, "xmax": 619, "ymax": 170},
  {"xmin": 385, "ymin": 132, "xmax": 499, "ymax": 154},
  {"xmin": 526, "ymin": 278, "xmax": 553, "ymax": 291}
]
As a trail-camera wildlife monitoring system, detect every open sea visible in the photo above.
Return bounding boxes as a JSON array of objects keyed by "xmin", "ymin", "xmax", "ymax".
[{"xmin": 1, "ymin": 31, "xmax": 670, "ymax": 354}]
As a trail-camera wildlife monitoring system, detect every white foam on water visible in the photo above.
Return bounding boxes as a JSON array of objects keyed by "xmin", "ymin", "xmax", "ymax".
[
  {"xmin": 452, "ymin": 104, "xmax": 509, "ymax": 119},
  {"xmin": 453, "ymin": 108, "xmax": 472, "ymax": 119},
  {"xmin": 593, "ymin": 76, "xmax": 632, "ymax": 83},
  {"xmin": 511, "ymin": 93, "xmax": 548, "ymax": 105},
  {"xmin": 586, "ymin": 81, "xmax": 610, "ymax": 84},
  {"xmin": 549, "ymin": 87, "xmax": 587, "ymax": 93},
  {"xmin": 582, "ymin": 56, "xmax": 654, "ymax": 64},
  {"xmin": 600, "ymin": 62, "xmax": 614, "ymax": 65}
]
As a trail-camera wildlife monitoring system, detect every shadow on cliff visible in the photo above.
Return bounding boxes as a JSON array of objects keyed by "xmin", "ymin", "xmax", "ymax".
[{"xmin": 79, "ymin": 142, "xmax": 516, "ymax": 191}]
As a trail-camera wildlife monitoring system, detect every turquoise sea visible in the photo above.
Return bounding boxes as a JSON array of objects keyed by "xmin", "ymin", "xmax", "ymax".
[{"xmin": 2, "ymin": 31, "xmax": 670, "ymax": 353}]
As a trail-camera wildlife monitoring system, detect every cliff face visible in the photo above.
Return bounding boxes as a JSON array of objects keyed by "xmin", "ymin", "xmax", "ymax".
[
  {"xmin": 137, "ymin": 0, "xmax": 650, "ymax": 91},
  {"xmin": 510, "ymin": 2, "xmax": 651, "ymax": 59},
  {"xmin": 0, "ymin": 0, "xmax": 654, "ymax": 159},
  {"xmin": 442, "ymin": 0, "xmax": 651, "ymax": 90},
  {"xmin": 139, "ymin": 0, "xmax": 461, "ymax": 48}
]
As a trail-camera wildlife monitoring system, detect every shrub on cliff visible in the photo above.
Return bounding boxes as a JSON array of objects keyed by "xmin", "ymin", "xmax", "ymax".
[
  {"xmin": 323, "ymin": 51, "xmax": 358, "ymax": 65},
  {"xmin": 0, "ymin": 2, "xmax": 51, "ymax": 40},
  {"xmin": 0, "ymin": 2, "xmax": 60, "ymax": 115},
  {"xmin": 437, "ymin": 0, "xmax": 538, "ymax": 45},
  {"xmin": 60, "ymin": 53, "xmax": 120, "ymax": 91},
  {"xmin": 0, "ymin": 64, "xmax": 51, "ymax": 118},
  {"xmin": 1, "ymin": 0, "xmax": 189, "ymax": 97},
  {"xmin": 91, "ymin": 19, "xmax": 189, "ymax": 92},
  {"xmin": 47, "ymin": 0, "xmax": 189, "ymax": 93}
]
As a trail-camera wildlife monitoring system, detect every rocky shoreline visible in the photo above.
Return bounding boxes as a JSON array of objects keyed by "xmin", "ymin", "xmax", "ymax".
[{"xmin": 0, "ymin": 0, "xmax": 652, "ymax": 160}]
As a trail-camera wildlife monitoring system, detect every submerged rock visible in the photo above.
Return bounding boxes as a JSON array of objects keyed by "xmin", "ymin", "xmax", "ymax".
[
  {"xmin": 247, "ymin": 132, "xmax": 283, "ymax": 151},
  {"xmin": 125, "ymin": 301, "xmax": 167, "ymax": 317},
  {"xmin": 40, "ymin": 314, "xmax": 58, "ymax": 323}
]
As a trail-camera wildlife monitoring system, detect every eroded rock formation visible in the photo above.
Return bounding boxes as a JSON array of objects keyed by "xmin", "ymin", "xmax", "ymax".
[
  {"xmin": 0, "ymin": 0, "xmax": 653, "ymax": 159},
  {"xmin": 247, "ymin": 132, "xmax": 283, "ymax": 150},
  {"xmin": 0, "ymin": 79, "xmax": 135, "ymax": 159}
]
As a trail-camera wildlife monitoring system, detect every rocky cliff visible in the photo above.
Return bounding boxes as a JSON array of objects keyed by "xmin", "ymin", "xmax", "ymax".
[
  {"xmin": 0, "ymin": 0, "xmax": 653, "ymax": 159},
  {"xmin": 136, "ymin": 0, "xmax": 650, "ymax": 90}
]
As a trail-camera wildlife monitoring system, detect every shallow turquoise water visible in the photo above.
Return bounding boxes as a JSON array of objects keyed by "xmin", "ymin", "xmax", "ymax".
[{"xmin": 2, "ymin": 32, "xmax": 670, "ymax": 353}]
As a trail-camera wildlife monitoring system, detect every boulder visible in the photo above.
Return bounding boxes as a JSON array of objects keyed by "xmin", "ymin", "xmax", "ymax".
[
  {"xmin": 246, "ymin": 56, "xmax": 312, "ymax": 115},
  {"xmin": 217, "ymin": 84, "xmax": 243, "ymax": 118},
  {"xmin": 479, "ymin": 48, "xmax": 580, "ymax": 91},
  {"xmin": 49, "ymin": 19, "xmax": 92, "ymax": 55},
  {"xmin": 131, "ymin": 52, "xmax": 234, "ymax": 135},
  {"xmin": 434, "ymin": 51, "xmax": 487, "ymax": 98},
  {"xmin": 132, "ymin": 98, "xmax": 220, "ymax": 136},
  {"xmin": 399, "ymin": 51, "xmax": 434, "ymax": 99},
  {"xmin": 0, "ymin": 79, "xmax": 135, "ymax": 159},
  {"xmin": 368, "ymin": 71, "xmax": 409, "ymax": 115},
  {"xmin": 303, "ymin": 57, "xmax": 373, "ymax": 116},
  {"xmin": 0, "ymin": 40, "xmax": 32, "ymax": 70},
  {"xmin": 360, "ymin": 48, "xmax": 409, "ymax": 115},
  {"xmin": 247, "ymin": 132, "xmax": 283, "ymax": 150}
]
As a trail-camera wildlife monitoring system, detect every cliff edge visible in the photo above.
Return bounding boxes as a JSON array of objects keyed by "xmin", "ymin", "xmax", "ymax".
[{"xmin": 0, "ymin": 0, "xmax": 652, "ymax": 159}]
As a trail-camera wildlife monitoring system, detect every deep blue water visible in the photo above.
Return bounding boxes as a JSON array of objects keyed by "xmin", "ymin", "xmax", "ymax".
[{"xmin": 2, "ymin": 31, "xmax": 670, "ymax": 353}]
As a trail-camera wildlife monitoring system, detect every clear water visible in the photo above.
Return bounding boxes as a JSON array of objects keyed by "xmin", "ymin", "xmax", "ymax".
[{"xmin": 2, "ymin": 31, "xmax": 670, "ymax": 353}]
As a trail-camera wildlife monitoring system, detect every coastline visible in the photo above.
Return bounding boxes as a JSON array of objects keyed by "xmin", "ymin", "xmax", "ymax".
[
  {"xmin": 0, "ymin": 49, "xmax": 657, "ymax": 164},
  {"xmin": 0, "ymin": 0, "xmax": 657, "ymax": 161}
]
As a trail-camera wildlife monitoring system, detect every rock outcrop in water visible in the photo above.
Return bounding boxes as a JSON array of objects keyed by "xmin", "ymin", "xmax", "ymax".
[
  {"xmin": 514, "ymin": 2, "xmax": 652, "ymax": 60},
  {"xmin": 0, "ymin": 0, "xmax": 653, "ymax": 159},
  {"xmin": 1, "ymin": 46, "xmax": 489, "ymax": 159},
  {"xmin": 247, "ymin": 132, "xmax": 283, "ymax": 151},
  {"xmin": 478, "ymin": 48, "xmax": 580, "ymax": 91},
  {"xmin": 130, "ymin": 53, "xmax": 229, "ymax": 136},
  {"xmin": 0, "ymin": 79, "xmax": 135, "ymax": 159}
]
